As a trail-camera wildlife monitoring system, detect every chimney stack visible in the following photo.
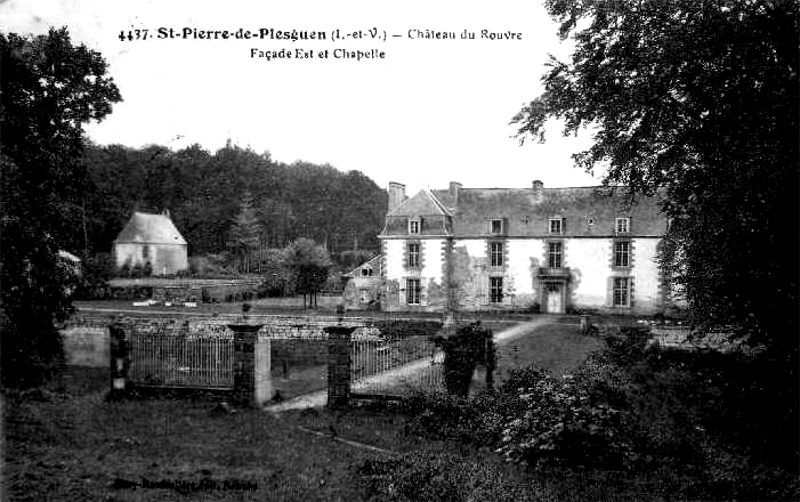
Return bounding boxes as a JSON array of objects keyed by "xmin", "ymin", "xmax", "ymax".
[
  {"xmin": 388, "ymin": 182, "xmax": 406, "ymax": 212},
  {"xmin": 449, "ymin": 181, "xmax": 462, "ymax": 205},
  {"xmin": 532, "ymin": 180, "xmax": 544, "ymax": 202}
]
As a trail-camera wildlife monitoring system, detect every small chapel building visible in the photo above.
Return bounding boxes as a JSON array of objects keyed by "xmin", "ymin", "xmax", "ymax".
[{"xmin": 113, "ymin": 211, "xmax": 189, "ymax": 276}]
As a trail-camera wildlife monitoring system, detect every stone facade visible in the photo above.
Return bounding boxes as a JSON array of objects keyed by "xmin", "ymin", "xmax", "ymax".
[
  {"xmin": 342, "ymin": 255, "xmax": 383, "ymax": 310},
  {"xmin": 379, "ymin": 181, "xmax": 670, "ymax": 315}
]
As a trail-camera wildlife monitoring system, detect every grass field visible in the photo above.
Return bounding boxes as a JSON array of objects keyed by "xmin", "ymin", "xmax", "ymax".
[
  {"xmin": 2, "ymin": 367, "xmax": 542, "ymax": 502},
  {"xmin": 467, "ymin": 323, "xmax": 604, "ymax": 394},
  {"xmin": 8, "ymin": 322, "xmax": 690, "ymax": 502},
  {"xmin": 495, "ymin": 323, "xmax": 605, "ymax": 379}
]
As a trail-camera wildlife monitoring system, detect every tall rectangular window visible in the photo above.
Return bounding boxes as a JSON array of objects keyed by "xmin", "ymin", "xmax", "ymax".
[
  {"xmin": 615, "ymin": 217, "xmax": 630, "ymax": 234},
  {"xmin": 614, "ymin": 241, "xmax": 630, "ymax": 267},
  {"xmin": 613, "ymin": 277, "xmax": 630, "ymax": 307},
  {"xmin": 490, "ymin": 242, "xmax": 503, "ymax": 267},
  {"xmin": 549, "ymin": 218, "xmax": 563, "ymax": 234},
  {"xmin": 490, "ymin": 219, "xmax": 504, "ymax": 235},
  {"xmin": 548, "ymin": 242, "xmax": 563, "ymax": 268},
  {"xmin": 490, "ymin": 277, "xmax": 503, "ymax": 303},
  {"xmin": 409, "ymin": 218, "xmax": 420, "ymax": 234},
  {"xmin": 407, "ymin": 278, "xmax": 421, "ymax": 305},
  {"xmin": 408, "ymin": 243, "xmax": 420, "ymax": 268}
]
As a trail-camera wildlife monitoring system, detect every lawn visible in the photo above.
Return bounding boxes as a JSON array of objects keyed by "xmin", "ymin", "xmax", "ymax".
[
  {"xmin": 11, "ymin": 321, "xmax": 775, "ymax": 502},
  {"xmin": 4, "ymin": 367, "xmax": 372, "ymax": 502},
  {"xmin": 495, "ymin": 323, "xmax": 605, "ymax": 379},
  {"xmin": 2, "ymin": 367, "xmax": 544, "ymax": 502},
  {"xmin": 468, "ymin": 323, "xmax": 604, "ymax": 394}
]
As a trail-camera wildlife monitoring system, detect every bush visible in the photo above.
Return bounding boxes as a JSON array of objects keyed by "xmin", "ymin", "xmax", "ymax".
[
  {"xmin": 399, "ymin": 391, "xmax": 486, "ymax": 443},
  {"xmin": 188, "ymin": 253, "xmax": 238, "ymax": 278},
  {"xmin": 438, "ymin": 322, "xmax": 494, "ymax": 397},
  {"xmin": 392, "ymin": 326, "xmax": 799, "ymax": 498},
  {"xmin": 496, "ymin": 365, "xmax": 629, "ymax": 469},
  {"xmin": 373, "ymin": 320, "xmax": 443, "ymax": 339},
  {"xmin": 355, "ymin": 451, "xmax": 546, "ymax": 502},
  {"xmin": 75, "ymin": 252, "xmax": 114, "ymax": 300}
]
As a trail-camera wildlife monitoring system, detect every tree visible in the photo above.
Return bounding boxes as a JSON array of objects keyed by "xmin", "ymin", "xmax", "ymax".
[
  {"xmin": 227, "ymin": 191, "xmax": 262, "ymax": 273},
  {"xmin": 284, "ymin": 238, "xmax": 332, "ymax": 308},
  {"xmin": 0, "ymin": 28, "xmax": 121, "ymax": 387},
  {"xmin": 512, "ymin": 0, "xmax": 798, "ymax": 348},
  {"xmin": 255, "ymin": 248, "xmax": 292, "ymax": 297},
  {"xmin": 511, "ymin": 0, "xmax": 798, "ymax": 467}
]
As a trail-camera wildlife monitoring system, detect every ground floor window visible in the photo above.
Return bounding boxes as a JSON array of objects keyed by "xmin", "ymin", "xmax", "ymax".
[
  {"xmin": 490, "ymin": 277, "xmax": 503, "ymax": 303},
  {"xmin": 406, "ymin": 278, "xmax": 421, "ymax": 305},
  {"xmin": 613, "ymin": 277, "xmax": 630, "ymax": 307}
]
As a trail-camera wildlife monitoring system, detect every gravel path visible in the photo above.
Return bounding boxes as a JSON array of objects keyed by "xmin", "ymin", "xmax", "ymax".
[{"xmin": 265, "ymin": 316, "xmax": 557, "ymax": 413}]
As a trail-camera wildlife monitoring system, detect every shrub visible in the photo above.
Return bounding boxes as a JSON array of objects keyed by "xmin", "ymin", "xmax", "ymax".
[
  {"xmin": 438, "ymin": 322, "xmax": 494, "ymax": 397},
  {"xmin": 188, "ymin": 253, "xmax": 238, "ymax": 278},
  {"xmin": 75, "ymin": 252, "xmax": 114, "ymax": 300},
  {"xmin": 399, "ymin": 391, "xmax": 485, "ymax": 443},
  {"xmin": 373, "ymin": 320, "xmax": 443, "ymax": 339},
  {"xmin": 118, "ymin": 258, "xmax": 132, "ymax": 277},
  {"xmin": 495, "ymin": 366, "xmax": 629, "ymax": 469},
  {"xmin": 355, "ymin": 451, "xmax": 546, "ymax": 502}
]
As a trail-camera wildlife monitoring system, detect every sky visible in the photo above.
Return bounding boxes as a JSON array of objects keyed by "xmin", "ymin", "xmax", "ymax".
[{"xmin": 1, "ymin": 0, "xmax": 604, "ymax": 195}]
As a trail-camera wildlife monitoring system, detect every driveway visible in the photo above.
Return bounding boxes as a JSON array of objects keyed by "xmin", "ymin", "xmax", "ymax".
[{"xmin": 265, "ymin": 316, "xmax": 558, "ymax": 413}]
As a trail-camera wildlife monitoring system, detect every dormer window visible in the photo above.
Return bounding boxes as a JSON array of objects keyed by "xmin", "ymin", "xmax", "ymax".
[
  {"xmin": 549, "ymin": 218, "xmax": 564, "ymax": 234},
  {"xmin": 615, "ymin": 217, "xmax": 630, "ymax": 234},
  {"xmin": 490, "ymin": 219, "xmax": 504, "ymax": 235},
  {"xmin": 409, "ymin": 217, "xmax": 420, "ymax": 235}
]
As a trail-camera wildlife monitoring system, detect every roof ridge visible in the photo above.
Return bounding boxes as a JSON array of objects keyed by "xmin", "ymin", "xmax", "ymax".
[{"xmin": 425, "ymin": 189, "xmax": 452, "ymax": 216}]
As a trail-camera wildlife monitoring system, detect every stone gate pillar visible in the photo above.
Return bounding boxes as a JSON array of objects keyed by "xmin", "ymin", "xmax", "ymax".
[
  {"xmin": 325, "ymin": 325, "xmax": 356, "ymax": 408},
  {"xmin": 228, "ymin": 323, "xmax": 273, "ymax": 407},
  {"xmin": 108, "ymin": 320, "xmax": 129, "ymax": 398}
]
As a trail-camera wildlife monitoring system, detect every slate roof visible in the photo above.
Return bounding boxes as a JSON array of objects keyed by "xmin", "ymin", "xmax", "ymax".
[
  {"xmin": 344, "ymin": 255, "xmax": 382, "ymax": 278},
  {"xmin": 113, "ymin": 212, "xmax": 187, "ymax": 245},
  {"xmin": 383, "ymin": 186, "xmax": 666, "ymax": 237},
  {"xmin": 391, "ymin": 189, "xmax": 451, "ymax": 216}
]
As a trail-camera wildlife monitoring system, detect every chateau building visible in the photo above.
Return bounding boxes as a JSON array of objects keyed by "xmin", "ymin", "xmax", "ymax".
[{"xmin": 378, "ymin": 181, "xmax": 669, "ymax": 315}]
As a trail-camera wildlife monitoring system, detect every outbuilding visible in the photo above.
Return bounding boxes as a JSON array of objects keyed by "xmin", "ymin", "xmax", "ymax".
[{"xmin": 113, "ymin": 211, "xmax": 188, "ymax": 276}]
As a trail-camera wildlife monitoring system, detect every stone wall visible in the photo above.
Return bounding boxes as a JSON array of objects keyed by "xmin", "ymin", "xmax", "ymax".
[{"xmin": 61, "ymin": 321, "xmax": 110, "ymax": 367}]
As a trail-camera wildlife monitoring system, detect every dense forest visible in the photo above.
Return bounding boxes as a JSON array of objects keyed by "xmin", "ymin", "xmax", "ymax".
[{"xmin": 76, "ymin": 141, "xmax": 387, "ymax": 262}]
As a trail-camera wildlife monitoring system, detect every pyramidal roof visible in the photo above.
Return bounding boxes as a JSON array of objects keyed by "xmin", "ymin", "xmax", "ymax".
[{"xmin": 113, "ymin": 212, "xmax": 187, "ymax": 245}]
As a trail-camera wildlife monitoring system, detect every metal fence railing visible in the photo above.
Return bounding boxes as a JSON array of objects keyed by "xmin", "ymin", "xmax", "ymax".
[
  {"xmin": 128, "ymin": 328, "xmax": 235, "ymax": 390},
  {"xmin": 350, "ymin": 336, "xmax": 445, "ymax": 397}
]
